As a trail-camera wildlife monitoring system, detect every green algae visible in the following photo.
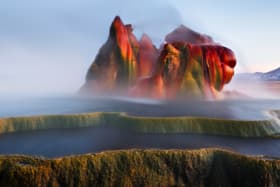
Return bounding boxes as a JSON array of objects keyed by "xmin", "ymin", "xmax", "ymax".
[
  {"xmin": 0, "ymin": 112, "xmax": 279, "ymax": 137},
  {"xmin": 0, "ymin": 148, "xmax": 279, "ymax": 187}
]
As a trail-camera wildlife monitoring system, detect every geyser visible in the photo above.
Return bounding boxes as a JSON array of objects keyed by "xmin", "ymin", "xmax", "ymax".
[{"xmin": 80, "ymin": 16, "xmax": 236, "ymax": 99}]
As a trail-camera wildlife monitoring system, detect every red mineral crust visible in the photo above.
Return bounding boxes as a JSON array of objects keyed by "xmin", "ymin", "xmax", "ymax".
[
  {"xmin": 80, "ymin": 16, "xmax": 139, "ymax": 93},
  {"xmin": 165, "ymin": 25, "xmax": 214, "ymax": 44},
  {"xmin": 81, "ymin": 16, "xmax": 236, "ymax": 99},
  {"xmin": 137, "ymin": 34, "xmax": 158, "ymax": 78}
]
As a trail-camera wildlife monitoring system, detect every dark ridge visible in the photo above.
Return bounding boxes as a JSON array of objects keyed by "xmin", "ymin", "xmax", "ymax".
[{"xmin": 0, "ymin": 149, "xmax": 279, "ymax": 187}]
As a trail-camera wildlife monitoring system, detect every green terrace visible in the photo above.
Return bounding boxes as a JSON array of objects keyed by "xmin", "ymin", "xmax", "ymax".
[{"xmin": 0, "ymin": 112, "xmax": 279, "ymax": 137}]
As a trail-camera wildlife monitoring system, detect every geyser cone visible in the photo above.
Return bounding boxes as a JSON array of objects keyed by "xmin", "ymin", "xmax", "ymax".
[
  {"xmin": 81, "ymin": 16, "xmax": 139, "ymax": 93},
  {"xmin": 137, "ymin": 34, "xmax": 158, "ymax": 78},
  {"xmin": 81, "ymin": 16, "xmax": 237, "ymax": 99},
  {"xmin": 132, "ymin": 42, "xmax": 236, "ymax": 99},
  {"xmin": 165, "ymin": 25, "xmax": 214, "ymax": 44}
]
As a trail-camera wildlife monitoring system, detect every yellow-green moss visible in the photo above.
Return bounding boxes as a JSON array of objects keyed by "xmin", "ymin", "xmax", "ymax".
[
  {"xmin": 0, "ymin": 112, "xmax": 279, "ymax": 137},
  {"xmin": 0, "ymin": 148, "xmax": 279, "ymax": 187}
]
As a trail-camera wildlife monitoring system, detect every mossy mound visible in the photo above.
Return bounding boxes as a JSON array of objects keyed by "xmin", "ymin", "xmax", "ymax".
[
  {"xmin": 0, "ymin": 112, "xmax": 279, "ymax": 137},
  {"xmin": 0, "ymin": 149, "xmax": 279, "ymax": 187}
]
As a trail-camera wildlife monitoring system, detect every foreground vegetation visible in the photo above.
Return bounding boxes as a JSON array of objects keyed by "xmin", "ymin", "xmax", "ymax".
[
  {"xmin": 0, "ymin": 112, "xmax": 279, "ymax": 137},
  {"xmin": 0, "ymin": 148, "xmax": 279, "ymax": 187}
]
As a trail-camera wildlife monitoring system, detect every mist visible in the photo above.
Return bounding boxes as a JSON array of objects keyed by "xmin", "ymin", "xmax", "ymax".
[
  {"xmin": 0, "ymin": 0, "xmax": 182, "ymax": 95},
  {"xmin": 1, "ymin": 0, "xmax": 280, "ymax": 97}
]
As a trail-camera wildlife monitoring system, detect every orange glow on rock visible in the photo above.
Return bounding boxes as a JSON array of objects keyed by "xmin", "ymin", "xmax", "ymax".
[
  {"xmin": 81, "ymin": 16, "xmax": 237, "ymax": 100},
  {"xmin": 137, "ymin": 34, "xmax": 158, "ymax": 78}
]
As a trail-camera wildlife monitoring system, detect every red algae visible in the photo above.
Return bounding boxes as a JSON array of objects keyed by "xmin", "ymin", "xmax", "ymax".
[{"xmin": 81, "ymin": 16, "xmax": 236, "ymax": 99}]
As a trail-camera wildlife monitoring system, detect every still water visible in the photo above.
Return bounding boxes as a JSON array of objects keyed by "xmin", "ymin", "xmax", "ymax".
[{"xmin": 0, "ymin": 96, "xmax": 280, "ymax": 158}]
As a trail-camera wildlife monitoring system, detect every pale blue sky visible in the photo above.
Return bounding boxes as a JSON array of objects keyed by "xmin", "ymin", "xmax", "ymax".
[{"xmin": 0, "ymin": 0, "xmax": 279, "ymax": 94}]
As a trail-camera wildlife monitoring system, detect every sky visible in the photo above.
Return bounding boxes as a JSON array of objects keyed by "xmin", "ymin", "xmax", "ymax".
[{"xmin": 0, "ymin": 0, "xmax": 279, "ymax": 95}]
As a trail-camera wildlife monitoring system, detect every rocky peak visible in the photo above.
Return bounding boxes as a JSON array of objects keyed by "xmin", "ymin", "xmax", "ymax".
[
  {"xmin": 165, "ymin": 25, "xmax": 214, "ymax": 44},
  {"xmin": 81, "ymin": 16, "xmax": 236, "ymax": 99}
]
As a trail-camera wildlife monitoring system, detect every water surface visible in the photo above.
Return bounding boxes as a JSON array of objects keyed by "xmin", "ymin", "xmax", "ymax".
[
  {"xmin": 1, "ymin": 96, "xmax": 280, "ymax": 158},
  {"xmin": 0, "ymin": 126, "xmax": 280, "ymax": 158}
]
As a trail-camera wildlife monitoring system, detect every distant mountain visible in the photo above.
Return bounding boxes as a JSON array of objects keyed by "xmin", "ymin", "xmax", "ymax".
[
  {"xmin": 236, "ymin": 67, "xmax": 280, "ymax": 81},
  {"xmin": 257, "ymin": 67, "xmax": 280, "ymax": 81}
]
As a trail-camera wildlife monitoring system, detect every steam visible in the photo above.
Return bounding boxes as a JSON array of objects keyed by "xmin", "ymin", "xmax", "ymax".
[
  {"xmin": 267, "ymin": 111, "xmax": 280, "ymax": 130},
  {"xmin": 0, "ymin": 0, "xmax": 182, "ymax": 95},
  {"xmin": 224, "ymin": 76, "xmax": 280, "ymax": 99}
]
